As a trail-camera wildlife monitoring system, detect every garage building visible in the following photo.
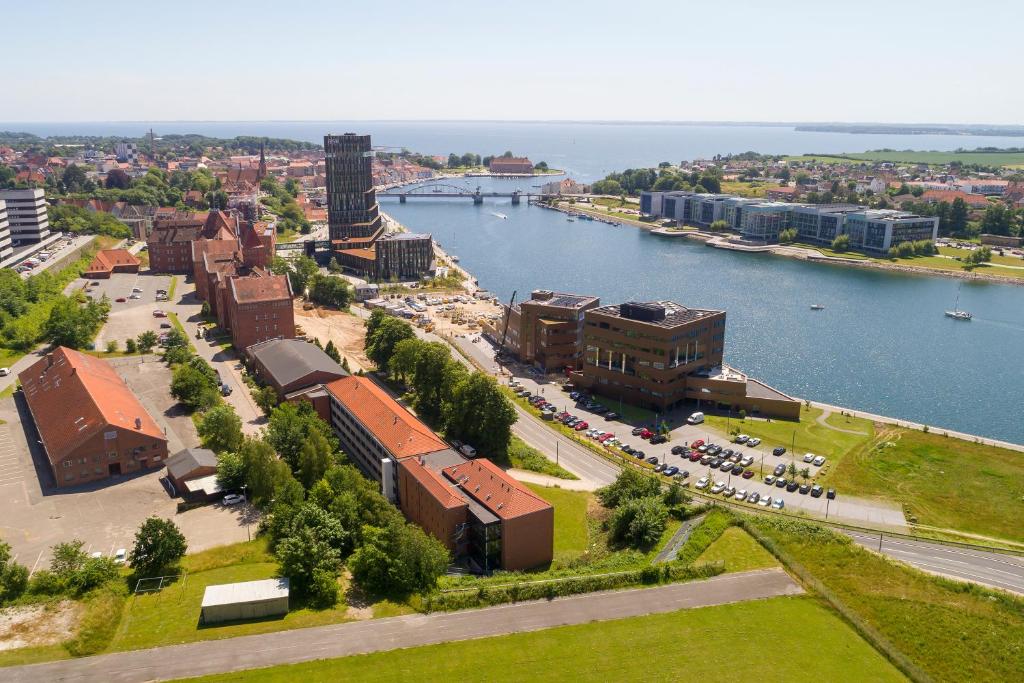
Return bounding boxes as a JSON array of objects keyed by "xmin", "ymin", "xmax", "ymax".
[{"xmin": 200, "ymin": 578, "xmax": 290, "ymax": 624}]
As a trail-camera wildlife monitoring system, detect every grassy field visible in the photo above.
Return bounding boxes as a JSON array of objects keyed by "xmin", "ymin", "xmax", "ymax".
[
  {"xmin": 744, "ymin": 515, "xmax": 1024, "ymax": 682},
  {"xmin": 704, "ymin": 405, "xmax": 875, "ymax": 464},
  {"xmin": 504, "ymin": 435, "xmax": 577, "ymax": 480},
  {"xmin": 719, "ymin": 179, "xmax": 768, "ymax": 197},
  {"xmin": 178, "ymin": 596, "xmax": 904, "ymax": 683},
  {"xmin": 787, "ymin": 150, "xmax": 1024, "ymax": 167},
  {"xmin": 695, "ymin": 526, "xmax": 779, "ymax": 573},
  {"xmin": 525, "ymin": 484, "xmax": 591, "ymax": 560},
  {"xmin": 827, "ymin": 426, "xmax": 1024, "ymax": 542}
]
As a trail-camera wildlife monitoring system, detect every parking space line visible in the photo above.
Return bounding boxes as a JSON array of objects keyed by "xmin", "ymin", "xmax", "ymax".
[{"xmin": 30, "ymin": 550, "xmax": 44, "ymax": 574}]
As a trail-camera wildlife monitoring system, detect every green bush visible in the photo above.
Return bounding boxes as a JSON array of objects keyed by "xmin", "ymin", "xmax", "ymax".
[
  {"xmin": 675, "ymin": 509, "xmax": 735, "ymax": 566},
  {"xmin": 831, "ymin": 234, "xmax": 850, "ymax": 252},
  {"xmin": 609, "ymin": 496, "xmax": 668, "ymax": 549}
]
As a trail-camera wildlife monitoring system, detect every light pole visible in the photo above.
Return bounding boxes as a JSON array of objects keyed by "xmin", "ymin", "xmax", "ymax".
[
  {"xmin": 556, "ymin": 440, "xmax": 559, "ymax": 466},
  {"xmin": 242, "ymin": 485, "xmax": 250, "ymax": 541},
  {"xmin": 825, "ymin": 496, "xmax": 831, "ymax": 520},
  {"xmin": 760, "ymin": 452, "xmax": 764, "ymax": 477}
]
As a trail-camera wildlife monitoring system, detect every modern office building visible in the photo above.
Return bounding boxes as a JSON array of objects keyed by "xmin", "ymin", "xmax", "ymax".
[
  {"xmin": 325, "ymin": 133, "xmax": 384, "ymax": 242},
  {"xmin": 0, "ymin": 188, "xmax": 50, "ymax": 244},
  {"xmin": 640, "ymin": 190, "xmax": 940, "ymax": 252},
  {"xmin": 490, "ymin": 290, "xmax": 600, "ymax": 372},
  {"xmin": 374, "ymin": 232, "xmax": 434, "ymax": 280},
  {"xmin": 19, "ymin": 347, "xmax": 169, "ymax": 488},
  {"xmin": 0, "ymin": 200, "xmax": 13, "ymax": 262}
]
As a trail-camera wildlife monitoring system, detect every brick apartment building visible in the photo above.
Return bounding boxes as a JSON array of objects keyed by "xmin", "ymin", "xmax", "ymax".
[
  {"xmin": 571, "ymin": 300, "xmax": 799, "ymax": 419},
  {"xmin": 19, "ymin": 347, "xmax": 168, "ymax": 488},
  {"xmin": 490, "ymin": 290, "xmax": 600, "ymax": 372},
  {"xmin": 223, "ymin": 272, "xmax": 295, "ymax": 351},
  {"xmin": 147, "ymin": 212, "xmax": 208, "ymax": 273},
  {"xmin": 323, "ymin": 375, "xmax": 553, "ymax": 571},
  {"xmin": 488, "ymin": 157, "xmax": 534, "ymax": 174}
]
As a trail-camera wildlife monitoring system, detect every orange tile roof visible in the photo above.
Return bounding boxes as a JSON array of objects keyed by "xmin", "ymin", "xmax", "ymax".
[
  {"xmin": 442, "ymin": 458, "xmax": 552, "ymax": 520},
  {"xmin": 917, "ymin": 189, "xmax": 990, "ymax": 207},
  {"xmin": 18, "ymin": 347, "xmax": 166, "ymax": 465},
  {"xmin": 84, "ymin": 249, "xmax": 140, "ymax": 275},
  {"xmin": 229, "ymin": 272, "xmax": 292, "ymax": 303},
  {"xmin": 324, "ymin": 376, "xmax": 449, "ymax": 458},
  {"xmin": 399, "ymin": 458, "xmax": 466, "ymax": 509}
]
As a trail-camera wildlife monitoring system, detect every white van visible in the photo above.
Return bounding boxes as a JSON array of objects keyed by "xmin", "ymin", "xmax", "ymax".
[
  {"xmin": 687, "ymin": 412, "xmax": 705, "ymax": 425},
  {"xmin": 459, "ymin": 444, "xmax": 478, "ymax": 458}
]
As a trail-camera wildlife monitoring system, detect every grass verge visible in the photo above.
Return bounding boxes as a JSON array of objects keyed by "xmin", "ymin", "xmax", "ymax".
[
  {"xmin": 695, "ymin": 526, "xmax": 779, "ymax": 573},
  {"xmin": 525, "ymin": 484, "xmax": 590, "ymax": 559},
  {"xmin": 176, "ymin": 596, "xmax": 904, "ymax": 683},
  {"xmin": 505, "ymin": 435, "xmax": 577, "ymax": 480}
]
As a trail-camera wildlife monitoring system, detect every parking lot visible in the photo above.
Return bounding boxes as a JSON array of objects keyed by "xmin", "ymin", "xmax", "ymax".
[
  {"xmin": 70, "ymin": 271, "xmax": 175, "ymax": 350},
  {"xmin": 0, "ymin": 353, "xmax": 255, "ymax": 571},
  {"xmin": 454, "ymin": 332, "xmax": 905, "ymax": 529}
]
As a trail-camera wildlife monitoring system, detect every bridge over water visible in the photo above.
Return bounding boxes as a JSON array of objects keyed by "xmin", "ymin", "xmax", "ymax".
[{"xmin": 378, "ymin": 182, "xmax": 554, "ymax": 204}]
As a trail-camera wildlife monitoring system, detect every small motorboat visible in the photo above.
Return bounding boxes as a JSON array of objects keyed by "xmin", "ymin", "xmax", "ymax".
[
  {"xmin": 451, "ymin": 255, "xmax": 460, "ymax": 263},
  {"xmin": 810, "ymin": 304, "xmax": 825, "ymax": 310},
  {"xmin": 945, "ymin": 309, "xmax": 972, "ymax": 321}
]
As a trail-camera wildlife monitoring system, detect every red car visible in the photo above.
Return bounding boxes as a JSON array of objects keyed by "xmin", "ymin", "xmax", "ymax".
[
  {"xmin": 689, "ymin": 451, "xmax": 702, "ymax": 462},
  {"xmin": 691, "ymin": 439, "xmax": 705, "ymax": 448},
  {"xmin": 742, "ymin": 470, "xmax": 755, "ymax": 479},
  {"xmin": 598, "ymin": 433, "xmax": 615, "ymax": 443},
  {"xmin": 114, "ymin": 297, "xmax": 126, "ymax": 303},
  {"xmin": 639, "ymin": 428, "xmax": 653, "ymax": 440},
  {"xmin": 574, "ymin": 421, "xmax": 589, "ymax": 431}
]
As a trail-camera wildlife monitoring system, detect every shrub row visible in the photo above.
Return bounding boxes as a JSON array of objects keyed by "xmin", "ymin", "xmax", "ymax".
[
  {"xmin": 674, "ymin": 509, "xmax": 736, "ymax": 566},
  {"xmin": 423, "ymin": 561, "xmax": 724, "ymax": 612}
]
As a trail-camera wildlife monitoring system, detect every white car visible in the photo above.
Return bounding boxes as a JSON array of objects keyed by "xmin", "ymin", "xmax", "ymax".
[
  {"xmin": 747, "ymin": 438, "xmax": 761, "ymax": 447},
  {"xmin": 812, "ymin": 455, "xmax": 827, "ymax": 467},
  {"xmin": 740, "ymin": 456, "xmax": 754, "ymax": 467},
  {"xmin": 772, "ymin": 498, "xmax": 785, "ymax": 510},
  {"xmin": 90, "ymin": 551, "xmax": 103, "ymax": 559},
  {"xmin": 735, "ymin": 434, "xmax": 749, "ymax": 444},
  {"xmin": 758, "ymin": 495, "xmax": 773, "ymax": 507},
  {"xmin": 0, "ymin": 367, "xmax": 9, "ymax": 377},
  {"xmin": 687, "ymin": 412, "xmax": 704, "ymax": 425},
  {"xmin": 695, "ymin": 477, "xmax": 710, "ymax": 490},
  {"xmin": 734, "ymin": 489, "xmax": 747, "ymax": 501},
  {"xmin": 710, "ymin": 482, "xmax": 726, "ymax": 494},
  {"xmin": 803, "ymin": 452, "xmax": 816, "ymax": 463},
  {"xmin": 113, "ymin": 548, "xmax": 127, "ymax": 564},
  {"xmin": 222, "ymin": 493, "xmax": 246, "ymax": 506}
]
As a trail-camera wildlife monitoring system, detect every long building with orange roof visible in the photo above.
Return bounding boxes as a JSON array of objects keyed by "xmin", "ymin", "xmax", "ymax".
[
  {"xmin": 323, "ymin": 375, "xmax": 553, "ymax": 571},
  {"xmin": 18, "ymin": 347, "xmax": 168, "ymax": 488}
]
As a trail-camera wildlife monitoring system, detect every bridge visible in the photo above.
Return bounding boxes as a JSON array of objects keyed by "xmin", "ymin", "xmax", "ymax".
[{"xmin": 378, "ymin": 183, "xmax": 552, "ymax": 205}]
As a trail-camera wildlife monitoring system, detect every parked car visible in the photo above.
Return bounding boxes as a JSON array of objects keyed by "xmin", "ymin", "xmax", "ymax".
[
  {"xmin": 639, "ymin": 428, "xmax": 653, "ymax": 439},
  {"xmin": 689, "ymin": 451, "xmax": 702, "ymax": 462},
  {"xmin": 646, "ymin": 456, "xmax": 659, "ymax": 465},
  {"xmin": 758, "ymin": 495, "xmax": 773, "ymax": 507},
  {"xmin": 621, "ymin": 445, "xmax": 634, "ymax": 455},
  {"xmin": 811, "ymin": 485, "xmax": 824, "ymax": 498},
  {"xmin": 772, "ymin": 498, "xmax": 785, "ymax": 510},
  {"xmin": 719, "ymin": 460, "xmax": 733, "ymax": 472},
  {"xmin": 734, "ymin": 489, "xmax": 747, "ymax": 501},
  {"xmin": 160, "ymin": 322, "xmax": 172, "ymax": 329},
  {"xmin": 687, "ymin": 412, "xmax": 704, "ymax": 424},
  {"xmin": 734, "ymin": 434, "xmax": 749, "ymax": 444},
  {"xmin": 574, "ymin": 422, "xmax": 589, "ymax": 431},
  {"xmin": 0, "ymin": 368, "xmax": 9, "ymax": 377},
  {"xmin": 695, "ymin": 477, "xmax": 710, "ymax": 490},
  {"xmin": 731, "ymin": 464, "xmax": 744, "ymax": 476},
  {"xmin": 799, "ymin": 483, "xmax": 811, "ymax": 495},
  {"xmin": 742, "ymin": 469, "xmax": 754, "ymax": 479},
  {"xmin": 691, "ymin": 439, "xmax": 705, "ymax": 448},
  {"xmin": 739, "ymin": 456, "xmax": 754, "ymax": 467},
  {"xmin": 772, "ymin": 447, "xmax": 786, "ymax": 456},
  {"xmin": 803, "ymin": 452, "xmax": 816, "ymax": 463},
  {"xmin": 671, "ymin": 446, "xmax": 685, "ymax": 455},
  {"xmin": 786, "ymin": 480, "xmax": 800, "ymax": 492},
  {"xmin": 222, "ymin": 493, "xmax": 246, "ymax": 506},
  {"xmin": 813, "ymin": 455, "xmax": 827, "ymax": 467},
  {"xmin": 220, "ymin": 383, "xmax": 232, "ymax": 396},
  {"xmin": 113, "ymin": 548, "xmax": 127, "ymax": 564},
  {"xmin": 115, "ymin": 297, "xmax": 126, "ymax": 302},
  {"xmin": 654, "ymin": 463, "xmax": 667, "ymax": 473},
  {"xmin": 633, "ymin": 450, "xmax": 646, "ymax": 459},
  {"xmin": 649, "ymin": 434, "xmax": 667, "ymax": 445},
  {"xmin": 152, "ymin": 310, "xmax": 167, "ymax": 318},
  {"xmin": 723, "ymin": 486, "xmax": 736, "ymax": 498},
  {"xmin": 773, "ymin": 463, "xmax": 786, "ymax": 477},
  {"xmin": 460, "ymin": 444, "xmax": 478, "ymax": 458},
  {"xmin": 605, "ymin": 412, "xmax": 620, "ymax": 421},
  {"xmin": 631, "ymin": 427, "xmax": 644, "ymax": 436},
  {"xmin": 710, "ymin": 482, "xmax": 726, "ymax": 494},
  {"xmin": 827, "ymin": 488, "xmax": 837, "ymax": 500},
  {"xmin": 663, "ymin": 466, "xmax": 679, "ymax": 477},
  {"xmin": 747, "ymin": 492, "xmax": 760, "ymax": 504},
  {"xmin": 747, "ymin": 438, "xmax": 761, "ymax": 447},
  {"xmin": 764, "ymin": 475, "xmax": 776, "ymax": 486},
  {"xmin": 775, "ymin": 477, "xmax": 788, "ymax": 488}
]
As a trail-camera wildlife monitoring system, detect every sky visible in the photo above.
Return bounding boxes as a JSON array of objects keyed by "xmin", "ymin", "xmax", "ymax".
[{"xmin": 3, "ymin": 0, "xmax": 1022, "ymax": 124}]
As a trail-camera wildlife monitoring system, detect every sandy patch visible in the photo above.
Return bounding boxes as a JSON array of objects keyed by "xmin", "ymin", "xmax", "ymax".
[
  {"xmin": 0, "ymin": 601, "xmax": 81, "ymax": 651},
  {"xmin": 295, "ymin": 306, "xmax": 372, "ymax": 372}
]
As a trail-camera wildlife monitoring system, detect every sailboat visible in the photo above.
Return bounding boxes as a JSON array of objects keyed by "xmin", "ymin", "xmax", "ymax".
[{"xmin": 945, "ymin": 283, "xmax": 972, "ymax": 320}]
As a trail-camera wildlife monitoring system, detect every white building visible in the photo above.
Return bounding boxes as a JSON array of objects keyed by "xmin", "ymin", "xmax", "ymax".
[
  {"xmin": 115, "ymin": 141, "xmax": 138, "ymax": 164},
  {"xmin": 0, "ymin": 188, "xmax": 51, "ymax": 244},
  {"xmin": 0, "ymin": 200, "xmax": 13, "ymax": 261}
]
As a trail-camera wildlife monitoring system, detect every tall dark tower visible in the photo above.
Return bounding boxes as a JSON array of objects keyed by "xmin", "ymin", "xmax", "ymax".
[
  {"xmin": 257, "ymin": 141, "xmax": 267, "ymax": 182},
  {"xmin": 324, "ymin": 133, "xmax": 382, "ymax": 242}
]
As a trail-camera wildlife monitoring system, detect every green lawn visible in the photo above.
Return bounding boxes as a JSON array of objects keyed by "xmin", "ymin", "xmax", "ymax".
[
  {"xmin": 704, "ymin": 405, "xmax": 875, "ymax": 465},
  {"xmin": 588, "ymin": 392, "xmax": 657, "ymax": 424},
  {"xmin": 525, "ymin": 484, "xmax": 590, "ymax": 560},
  {"xmin": 744, "ymin": 515, "xmax": 1024, "ymax": 682},
  {"xmin": 787, "ymin": 149, "xmax": 1024, "ymax": 167},
  {"xmin": 504, "ymin": 434, "xmax": 578, "ymax": 480},
  {"xmin": 695, "ymin": 526, "xmax": 779, "ymax": 573},
  {"xmin": 827, "ymin": 427, "xmax": 1024, "ymax": 543},
  {"xmin": 177, "ymin": 596, "xmax": 904, "ymax": 683}
]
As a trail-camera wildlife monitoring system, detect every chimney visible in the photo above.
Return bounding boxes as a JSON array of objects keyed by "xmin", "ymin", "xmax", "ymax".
[{"xmin": 135, "ymin": 417, "xmax": 142, "ymax": 429}]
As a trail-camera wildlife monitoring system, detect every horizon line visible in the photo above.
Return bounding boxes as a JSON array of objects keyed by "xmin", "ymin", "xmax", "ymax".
[{"xmin": 2, "ymin": 119, "xmax": 1024, "ymax": 128}]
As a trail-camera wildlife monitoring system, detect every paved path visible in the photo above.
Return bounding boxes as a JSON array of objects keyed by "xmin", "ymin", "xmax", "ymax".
[
  {"xmin": 6, "ymin": 569, "xmax": 800, "ymax": 682},
  {"xmin": 507, "ymin": 469, "xmax": 599, "ymax": 491},
  {"xmin": 655, "ymin": 513, "xmax": 708, "ymax": 563},
  {"xmin": 814, "ymin": 408, "xmax": 869, "ymax": 436}
]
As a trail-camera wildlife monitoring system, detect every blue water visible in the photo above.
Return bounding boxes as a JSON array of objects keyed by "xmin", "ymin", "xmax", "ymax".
[
  {"xmin": 7, "ymin": 120, "xmax": 1024, "ymax": 181},
  {"xmin": 381, "ymin": 176, "xmax": 1024, "ymax": 445}
]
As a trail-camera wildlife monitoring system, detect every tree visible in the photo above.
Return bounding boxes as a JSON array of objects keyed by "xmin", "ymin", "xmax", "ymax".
[
  {"xmin": 47, "ymin": 540, "xmax": 117, "ymax": 595},
  {"xmin": 591, "ymin": 179, "xmax": 623, "ymax": 196},
  {"xmin": 411, "ymin": 341, "xmax": 458, "ymax": 423},
  {"xmin": 444, "ymin": 372, "xmax": 516, "ymax": 457},
  {"xmin": 266, "ymin": 401, "xmax": 336, "ymax": 472},
  {"xmin": 308, "ymin": 274, "xmax": 351, "ymax": 309},
  {"xmin": 327, "ymin": 257, "xmax": 342, "ymax": 274},
  {"xmin": 609, "ymin": 496, "xmax": 668, "ymax": 548},
  {"xmin": 288, "ymin": 255, "xmax": 320, "ymax": 295},
  {"xmin": 273, "ymin": 503, "xmax": 346, "ymax": 606},
  {"xmin": 128, "ymin": 517, "xmax": 187, "ymax": 578},
  {"xmin": 105, "ymin": 339, "xmax": 118, "ymax": 353},
  {"xmin": 299, "ymin": 430, "xmax": 335, "ymax": 490},
  {"xmin": 136, "ymin": 330, "xmax": 158, "ymax": 352},
  {"xmin": 198, "ymin": 404, "xmax": 244, "ymax": 453},
  {"xmin": 125, "ymin": 338, "xmax": 137, "ymax": 353},
  {"xmin": 365, "ymin": 316, "xmax": 415, "ymax": 371},
  {"xmin": 348, "ymin": 520, "xmax": 449, "ymax": 596},
  {"xmin": 216, "ymin": 450, "xmax": 246, "ymax": 490},
  {"xmin": 323, "ymin": 340, "xmax": 342, "ymax": 364},
  {"xmin": 170, "ymin": 363, "xmax": 218, "ymax": 411},
  {"xmin": 253, "ymin": 385, "xmax": 278, "ymax": 415},
  {"xmin": 597, "ymin": 468, "xmax": 661, "ymax": 508},
  {"xmin": 965, "ymin": 245, "xmax": 993, "ymax": 266},
  {"xmin": 831, "ymin": 234, "xmax": 850, "ymax": 252},
  {"xmin": 778, "ymin": 228, "xmax": 798, "ymax": 243},
  {"xmin": 786, "ymin": 462, "xmax": 798, "ymax": 481},
  {"xmin": 981, "ymin": 204, "xmax": 1013, "ymax": 236},
  {"xmin": 0, "ymin": 541, "xmax": 28, "ymax": 604},
  {"xmin": 708, "ymin": 219, "xmax": 729, "ymax": 232},
  {"xmin": 663, "ymin": 480, "xmax": 689, "ymax": 507},
  {"xmin": 105, "ymin": 169, "xmax": 131, "ymax": 189},
  {"xmin": 61, "ymin": 164, "xmax": 88, "ymax": 193},
  {"xmin": 237, "ymin": 437, "xmax": 289, "ymax": 506},
  {"xmin": 43, "ymin": 295, "xmax": 109, "ymax": 349},
  {"xmin": 949, "ymin": 197, "xmax": 969, "ymax": 234},
  {"xmin": 799, "ymin": 467, "xmax": 811, "ymax": 483}
]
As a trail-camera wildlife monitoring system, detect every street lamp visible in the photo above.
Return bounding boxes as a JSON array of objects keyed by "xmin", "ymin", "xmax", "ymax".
[{"xmin": 825, "ymin": 496, "xmax": 831, "ymax": 520}]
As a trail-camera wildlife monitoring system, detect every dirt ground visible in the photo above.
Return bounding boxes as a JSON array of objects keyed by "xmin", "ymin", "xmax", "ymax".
[
  {"xmin": 295, "ymin": 306, "xmax": 373, "ymax": 372},
  {"xmin": 0, "ymin": 601, "xmax": 81, "ymax": 651}
]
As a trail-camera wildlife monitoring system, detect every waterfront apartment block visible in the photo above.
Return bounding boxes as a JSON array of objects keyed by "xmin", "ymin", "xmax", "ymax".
[
  {"xmin": 640, "ymin": 190, "xmax": 939, "ymax": 252},
  {"xmin": 570, "ymin": 300, "xmax": 799, "ymax": 419},
  {"xmin": 0, "ymin": 200, "xmax": 13, "ymax": 262},
  {"xmin": 0, "ymin": 188, "xmax": 51, "ymax": 244},
  {"xmin": 374, "ymin": 232, "xmax": 434, "ymax": 280},
  {"xmin": 491, "ymin": 289, "xmax": 600, "ymax": 372}
]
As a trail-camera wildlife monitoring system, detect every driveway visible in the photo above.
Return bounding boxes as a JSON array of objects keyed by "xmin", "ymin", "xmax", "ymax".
[{"xmin": 5, "ymin": 569, "xmax": 801, "ymax": 682}]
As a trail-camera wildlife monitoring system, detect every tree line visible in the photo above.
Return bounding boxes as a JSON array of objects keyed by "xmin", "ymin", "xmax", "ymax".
[{"xmin": 591, "ymin": 167, "xmax": 723, "ymax": 197}]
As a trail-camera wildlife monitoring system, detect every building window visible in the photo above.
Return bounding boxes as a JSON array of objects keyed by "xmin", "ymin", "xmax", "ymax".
[
  {"xmin": 63, "ymin": 460, "xmax": 72, "ymax": 468},
  {"xmin": 65, "ymin": 473, "xmax": 74, "ymax": 481}
]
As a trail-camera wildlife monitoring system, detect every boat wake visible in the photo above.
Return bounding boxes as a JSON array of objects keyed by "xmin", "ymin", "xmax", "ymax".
[{"xmin": 491, "ymin": 212, "xmax": 508, "ymax": 220}]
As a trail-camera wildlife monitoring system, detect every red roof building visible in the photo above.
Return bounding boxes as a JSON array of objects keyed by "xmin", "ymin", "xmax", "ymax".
[
  {"xmin": 915, "ymin": 189, "xmax": 990, "ymax": 209},
  {"xmin": 488, "ymin": 157, "xmax": 534, "ymax": 174},
  {"xmin": 83, "ymin": 249, "xmax": 140, "ymax": 279},
  {"xmin": 18, "ymin": 347, "xmax": 168, "ymax": 488}
]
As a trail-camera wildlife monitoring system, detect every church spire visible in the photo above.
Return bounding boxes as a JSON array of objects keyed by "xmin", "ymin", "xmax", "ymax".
[{"xmin": 257, "ymin": 140, "xmax": 267, "ymax": 181}]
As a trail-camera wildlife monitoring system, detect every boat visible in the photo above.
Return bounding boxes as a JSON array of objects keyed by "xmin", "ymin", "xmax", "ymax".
[
  {"xmin": 451, "ymin": 255, "xmax": 460, "ymax": 263},
  {"xmin": 491, "ymin": 212, "xmax": 507, "ymax": 220},
  {"xmin": 810, "ymin": 304, "xmax": 825, "ymax": 310},
  {"xmin": 945, "ymin": 283, "xmax": 972, "ymax": 321}
]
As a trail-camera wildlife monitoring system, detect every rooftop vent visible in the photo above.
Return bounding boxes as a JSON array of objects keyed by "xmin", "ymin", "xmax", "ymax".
[
  {"xmin": 135, "ymin": 417, "xmax": 142, "ymax": 429},
  {"xmin": 619, "ymin": 301, "xmax": 666, "ymax": 322}
]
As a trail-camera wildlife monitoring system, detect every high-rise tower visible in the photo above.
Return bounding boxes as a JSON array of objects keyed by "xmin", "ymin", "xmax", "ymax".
[{"xmin": 324, "ymin": 133, "xmax": 383, "ymax": 242}]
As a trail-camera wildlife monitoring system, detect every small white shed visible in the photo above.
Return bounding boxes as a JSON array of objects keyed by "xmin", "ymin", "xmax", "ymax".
[{"xmin": 200, "ymin": 578, "xmax": 290, "ymax": 624}]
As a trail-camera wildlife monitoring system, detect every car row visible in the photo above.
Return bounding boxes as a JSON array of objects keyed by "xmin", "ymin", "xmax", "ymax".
[{"xmin": 696, "ymin": 477, "xmax": 786, "ymax": 510}]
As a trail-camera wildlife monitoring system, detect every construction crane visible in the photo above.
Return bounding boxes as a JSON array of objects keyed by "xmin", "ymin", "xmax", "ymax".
[{"xmin": 497, "ymin": 290, "xmax": 517, "ymax": 370}]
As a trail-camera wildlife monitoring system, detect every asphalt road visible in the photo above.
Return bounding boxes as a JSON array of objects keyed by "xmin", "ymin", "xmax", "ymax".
[
  {"xmin": 6, "ymin": 569, "xmax": 800, "ymax": 682},
  {"xmin": 844, "ymin": 530, "xmax": 1024, "ymax": 594}
]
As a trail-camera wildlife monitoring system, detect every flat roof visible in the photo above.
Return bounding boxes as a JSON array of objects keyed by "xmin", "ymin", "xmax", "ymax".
[
  {"xmin": 201, "ymin": 578, "xmax": 289, "ymax": 608},
  {"xmin": 590, "ymin": 301, "xmax": 723, "ymax": 329}
]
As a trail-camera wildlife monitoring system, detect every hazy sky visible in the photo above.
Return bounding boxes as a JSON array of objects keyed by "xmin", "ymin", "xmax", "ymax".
[{"xmin": 3, "ymin": 0, "xmax": 1020, "ymax": 124}]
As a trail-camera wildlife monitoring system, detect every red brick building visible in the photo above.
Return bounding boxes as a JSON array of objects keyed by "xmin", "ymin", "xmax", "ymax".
[
  {"xmin": 488, "ymin": 157, "xmax": 534, "ymax": 174},
  {"xmin": 223, "ymin": 272, "xmax": 295, "ymax": 351},
  {"xmin": 19, "ymin": 347, "xmax": 168, "ymax": 488},
  {"xmin": 82, "ymin": 249, "xmax": 140, "ymax": 279},
  {"xmin": 147, "ymin": 212, "xmax": 208, "ymax": 273}
]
